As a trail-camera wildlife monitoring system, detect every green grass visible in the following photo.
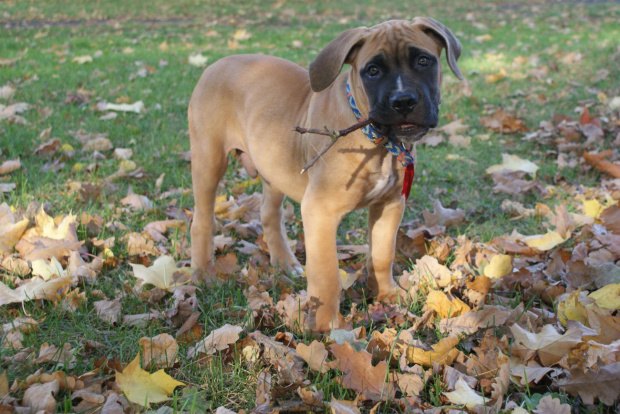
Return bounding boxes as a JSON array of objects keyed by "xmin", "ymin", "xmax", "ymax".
[{"xmin": 1, "ymin": 0, "xmax": 619, "ymax": 412}]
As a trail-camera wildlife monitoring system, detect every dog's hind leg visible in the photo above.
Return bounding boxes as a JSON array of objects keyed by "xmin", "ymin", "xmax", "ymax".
[
  {"xmin": 189, "ymin": 116, "xmax": 229, "ymax": 271},
  {"xmin": 261, "ymin": 182, "xmax": 303, "ymax": 276}
]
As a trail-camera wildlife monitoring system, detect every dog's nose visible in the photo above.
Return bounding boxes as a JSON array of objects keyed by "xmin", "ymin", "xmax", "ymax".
[{"xmin": 389, "ymin": 92, "xmax": 418, "ymax": 115}]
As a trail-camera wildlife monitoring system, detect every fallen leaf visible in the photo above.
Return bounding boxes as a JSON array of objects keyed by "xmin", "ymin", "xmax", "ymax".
[
  {"xmin": 510, "ymin": 324, "xmax": 583, "ymax": 366},
  {"xmin": 130, "ymin": 256, "xmax": 191, "ymax": 291},
  {"xmin": 425, "ymin": 290, "xmax": 471, "ymax": 319},
  {"xmin": 443, "ymin": 376, "xmax": 486, "ymax": 409},
  {"xmin": 439, "ymin": 306, "xmax": 511, "ymax": 335},
  {"xmin": 486, "ymin": 153, "xmax": 539, "ymax": 177},
  {"xmin": 120, "ymin": 193, "xmax": 153, "ymax": 210},
  {"xmin": 588, "ymin": 283, "xmax": 620, "ymax": 310},
  {"xmin": 99, "ymin": 101, "xmax": 144, "ymax": 113},
  {"xmin": 330, "ymin": 341, "xmax": 395, "ymax": 401},
  {"xmin": 533, "ymin": 394, "xmax": 571, "ymax": 414},
  {"xmin": 583, "ymin": 151, "xmax": 620, "ymax": 179},
  {"xmin": 139, "ymin": 333, "xmax": 178, "ymax": 369},
  {"xmin": 0, "ymin": 202, "xmax": 29, "ymax": 255},
  {"xmin": 480, "ymin": 108, "xmax": 528, "ymax": 133},
  {"xmin": 72, "ymin": 55, "xmax": 93, "ymax": 64},
  {"xmin": 0, "ymin": 276, "xmax": 72, "ymax": 306},
  {"xmin": 483, "ymin": 254, "xmax": 512, "ymax": 279},
  {"xmin": 94, "ymin": 299, "xmax": 121, "ymax": 325},
  {"xmin": 0, "ymin": 159, "xmax": 20, "ymax": 175},
  {"xmin": 187, "ymin": 324, "xmax": 244, "ymax": 358},
  {"xmin": 556, "ymin": 362, "xmax": 620, "ymax": 405},
  {"xmin": 330, "ymin": 396, "xmax": 361, "ymax": 414},
  {"xmin": 22, "ymin": 379, "xmax": 59, "ymax": 412},
  {"xmin": 296, "ymin": 340, "xmax": 330, "ymax": 373},
  {"xmin": 406, "ymin": 334, "xmax": 460, "ymax": 367},
  {"xmin": 188, "ymin": 53, "xmax": 208, "ymax": 67},
  {"xmin": 115, "ymin": 354, "xmax": 185, "ymax": 406},
  {"xmin": 422, "ymin": 199, "xmax": 466, "ymax": 227}
]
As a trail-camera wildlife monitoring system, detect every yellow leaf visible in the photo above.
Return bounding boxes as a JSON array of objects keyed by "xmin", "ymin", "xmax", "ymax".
[
  {"xmin": 557, "ymin": 290, "xmax": 588, "ymax": 326},
  {"xmin": 483, "ymin": 254, "xmax": 512, "ymax": 279},
  {"xmin": 522, "ymin": 231, "xmax": 567, "ymax": 251},
  {"xmin": 582, "ymin": 199, "xmax": 604, "ymax": 218},
  {"xmin": 129, "ymin": 256, "xmax": 190, "ymax": 291},
  {"xmin": 406, "ymin": 334, "xmax": 460, "ymax": 367},
  {"xmin": 588, "ymin": 283, "xmax": 620, "ymax": 310},
  {"xmin": 485, "ymin": 67, "xmax": 506, "ymax": 83},
  {"xmin": 425, "ymin": 290, "xmax": 471, "ymax": 319},
  {"xmin": 116, "ymin": 354, "xmax": 185, "ymax": 406}
]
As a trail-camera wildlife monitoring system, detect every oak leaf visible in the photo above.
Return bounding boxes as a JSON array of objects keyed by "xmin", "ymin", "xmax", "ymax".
[
  {"xmin": 330, "ymin": 341, "xmax": 395, "ymax": 401},
  {"xmin": 115, "ymin": 354, "xmax": 185, "ymax": 406},
  {"xmin": 555, "ymin": 362, "xmax": 620, "ymax": 405},
  {"xmin": 533, "ymin": 395, "xmax": 571, "ymax": 414}
]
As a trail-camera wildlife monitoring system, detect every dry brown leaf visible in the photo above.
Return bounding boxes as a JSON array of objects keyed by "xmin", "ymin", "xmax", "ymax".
[
  {"xmin": 296, "ymin": 340, "xmax": 330, "ymax": 373},
  {"xmin": 139, "ymin": 333, "xmax": 178, "ymax": 369},
  {"xmin": 422, "ymin": 199, "xmax": 466, "ymax": 228},
  {"xmin": 120, "ymin": 193, "xmax": 153, "ymax": 210},
  {"xmin": 330, "ymin": 396, "xmax": 361, "ymax": 414},
  {"xmin": 583, "ymin": 151, "xmax": 620, "ymax": 179},
  {"xmin": 510, "ymin": 324, "xmax": 583, "ymax": 366},
  {"xmin": 439, "ymin": 306, "xmax": 511, "ymax": 335},
  {"xmin": 480, "ymin": 108, "xmax": 528, "ymax": 133},
  {"xmin": 330, "ymin": 341, "xmax": 395, "ymax": 401},
  {"xmin": 556, "ymin": 362, "xmax": 620, "ymax": 406},
  {"xmin": 244, "ymin": 285, "xmax": 273, "ymax": 311},
  {"xmin": 126, "ymin": 232, "xmax": 161, "ymax": 256},
  {"xmin": 0, "ymin": 276, "xmax": 73, "ymax": 306},
  {"xmin": 94, "ymin": 299, "xmax": 121, "ymax": 325},
  {"xmin": 0, "ymin": 159, "xmax": 20, "ymax": 175},
  {"xmin": 533, "ymin": 395, "xmax": 571, "ymax": 414},
  {"xmin": 187, "ymin": 324, "xmax": 243, "ymax": 358},
  {"xmin": 0, "ymin": 202, "xmax": 29, "ymax": 256},
  {"xmin": 22, "ymin": 379, "xmax": 59, "ymax": 412}
]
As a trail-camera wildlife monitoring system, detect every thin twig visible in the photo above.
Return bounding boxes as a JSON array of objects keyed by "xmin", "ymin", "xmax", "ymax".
[{"xmin": 293, "ymin": 118, "xmax": 373, "ymax": 174}]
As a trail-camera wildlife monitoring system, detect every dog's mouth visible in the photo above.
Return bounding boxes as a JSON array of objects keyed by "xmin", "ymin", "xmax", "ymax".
[{"xmin": 372, "ymin": 122, "xmax": 430, "ymax": 142}]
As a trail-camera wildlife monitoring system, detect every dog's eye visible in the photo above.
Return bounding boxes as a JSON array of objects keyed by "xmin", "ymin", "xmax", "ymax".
[
  {"xmin": 418, "ymin": 56, "xmax": 430, "ymax": 66},
  {"xmin": 367, "ymin": 65, "xmax": 380, "ymax": 77}
]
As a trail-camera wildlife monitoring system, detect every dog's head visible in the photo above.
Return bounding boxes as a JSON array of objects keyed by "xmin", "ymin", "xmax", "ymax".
[{"xmin": 309, "ymin": 18, "xmax": 462, "ymax": 143}]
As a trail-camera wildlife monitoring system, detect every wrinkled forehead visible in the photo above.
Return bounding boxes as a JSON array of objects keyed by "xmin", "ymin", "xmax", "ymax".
[{"xmin": 355, "ymin": 20, "xmax": 441, "ymax": 66}]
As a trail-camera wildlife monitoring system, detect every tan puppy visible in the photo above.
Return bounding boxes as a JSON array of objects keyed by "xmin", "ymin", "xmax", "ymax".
[{"xmin": 189, "ymin": 18, "xmax": 462, "ymax": 332}]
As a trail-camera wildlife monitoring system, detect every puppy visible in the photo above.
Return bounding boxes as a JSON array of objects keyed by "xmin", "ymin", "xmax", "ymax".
[{"xmin": 189, "ymin": 18, "xmax": 462, "ymax": 332}]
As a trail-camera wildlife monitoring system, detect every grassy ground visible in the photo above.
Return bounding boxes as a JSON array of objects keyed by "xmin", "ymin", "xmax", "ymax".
[{"xmin": 1, "ymin": 0, "xmax": 619, "ymax": 412}]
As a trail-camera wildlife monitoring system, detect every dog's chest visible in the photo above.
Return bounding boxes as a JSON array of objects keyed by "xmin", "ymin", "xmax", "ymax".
[{"xmin": 364, "ymin": 158, "xmax": 398, "ymax": 201}]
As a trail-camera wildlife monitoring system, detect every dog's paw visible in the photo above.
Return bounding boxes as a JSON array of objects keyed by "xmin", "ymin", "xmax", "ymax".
[{"xmin": 376, "ymin": 284, "xmax": 409, "ymax": 305}]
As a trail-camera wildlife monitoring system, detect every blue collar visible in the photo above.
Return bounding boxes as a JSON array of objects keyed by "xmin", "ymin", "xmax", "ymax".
[{"xmin": 345, "ymin": 79, "xmax": 415, "ymax": 167}]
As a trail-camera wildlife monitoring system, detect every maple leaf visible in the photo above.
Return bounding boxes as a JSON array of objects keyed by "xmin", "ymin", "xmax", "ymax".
[
  {"xmin": 22, "ymin": 380, "xmax": 59, "ymax": 412},
  {"xmin": 486, "ymin": 153, "xmax": 539, "ymax": 177},
  {"xmin": 187, "ymin": 324, "xmax": 244, "ymax": 358},
  {"xmin": 425, "ymin": 290, "xmax": 471, "ymax": 319},
  {"xmin": 443, "ymin": 377, "xmax": 486, "ymax": 409},
  {"xmin": 188, "ymin": 53, "xmax": 208, "ymax": 67},
  {"xmin": 422, "ymin": 199, "xmax": 466, "ymax": 227},
  {"xmin": 0, "ymin": 275, "xmax": 72, "ymax": 306},
  {"xmin": 130, "ymin": 255, "xmax": 191, "ymax": 291},
  {"xmin": 556, "ymin": 362, "xmax": 620, "ymax": 406},
  {"xmin": 510, "ymin": 324, "xmax": 583, "ymax": 366},
  {"xmin": 588, "ymin": 283, "xmax": 620, "ymax": 310},
  {"xmin": 330, "ymin": 341, "xmax": 395, "ymax": 401},
  {"xmin": 329, "ymin": 396, "xmax": 361, "ymax": 414},
  {"xmin": 439, "ymin": 305, "xmax": 511, "ymax": 335},
  {"xmin": 0, "ymin": 202, "xmax": 29, "ymax": 255},
  {"xmin": 406, "ymin": 333, "xmax": 460, "ymax": 367},
  {"xmin": 115, "ymin": 354, "xmax": 185, "ymax": 406},
  {"xmin": 296, "ymin": 340, "xmax": 331, "ymax": 373},
  {"xmin": 139, "ymin": 333, "xmax": 178, "ymax": 369}
]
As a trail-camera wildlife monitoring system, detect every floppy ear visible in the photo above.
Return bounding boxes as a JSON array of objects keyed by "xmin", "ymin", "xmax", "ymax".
[
  {"xmin": 412, "ymin": 17, "xmax": 463, "ymax": 80},
  {"xmin": 308, "ymin": 27, "xmax": 369, "ymax": 92}
]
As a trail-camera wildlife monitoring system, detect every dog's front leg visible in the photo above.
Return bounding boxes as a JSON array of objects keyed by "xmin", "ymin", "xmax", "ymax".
[
  {"xmin": 301, "ymin": 195, "xmax": 344, "ymax": 333},
  {"xmin": 367, "ymin": 197, "xmax": 406, "ymax": 302}
]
